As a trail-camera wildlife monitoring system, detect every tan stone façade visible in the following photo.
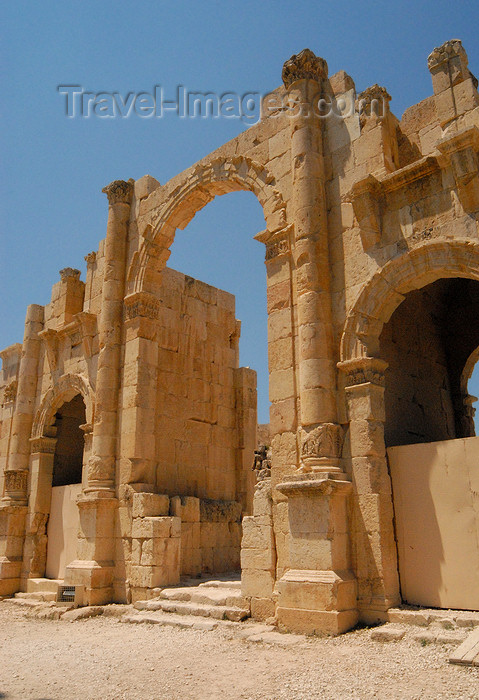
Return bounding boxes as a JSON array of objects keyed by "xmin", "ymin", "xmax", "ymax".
[{"xmin": 1, "ymin": 39, "xmax": 479, "ymax": 632}]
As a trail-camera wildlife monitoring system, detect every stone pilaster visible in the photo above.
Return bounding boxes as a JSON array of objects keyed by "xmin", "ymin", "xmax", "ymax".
[
  {"xmin": 21, "ymin": 435, "xmax": 57, "ymax": 581},
  {"xmin": 119, "ymin": 291, "xmax": 161, "ymax": 493},
  {"xmin": 0, "ymin": 304, "xmax": 43, "ymax": 596},
  {"xmin": 338, "ymin": 357, "xmax": 401, "ymax": 623},
  {"xmin": 283, "ymin": 49, "xmax": 341, "ymax": 475}
]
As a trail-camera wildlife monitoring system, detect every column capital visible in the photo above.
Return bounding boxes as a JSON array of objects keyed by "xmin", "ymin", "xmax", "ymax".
[
  {"xmin": 2, "ymin": 470, "xmax": 28, "ymax": 504},
  {"xmin": 29, "ymin": 435, "xmax": 57, "ymax": 454},
  {"xmin": 102, "ymin": 179, "xmax": 134, "ymax": 205},
  {"xmin": 338, "ymin": 357, "xmax": 388, "ymax": 387},
  {"xmin": 282, "ymin": 49, "xmax": 328, "ymax": 89}
]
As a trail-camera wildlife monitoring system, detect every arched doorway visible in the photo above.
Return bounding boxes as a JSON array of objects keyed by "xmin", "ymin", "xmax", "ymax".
[
  {"xmin": 45, "ymin": 394, "xmax": 86, "ymax": 580},
  {"xmin": 381, "ymin": 277, "xmax": 479, "ymax": 610},
  {"xmin": 339, "ymin": 240, "xmax": 479, "ymax": 615}
]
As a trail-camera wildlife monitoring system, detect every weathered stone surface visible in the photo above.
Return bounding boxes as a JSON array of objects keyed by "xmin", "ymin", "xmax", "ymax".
[{"xmin": 1, "ymin": 39, "xmax": 478, "ymax": 639}]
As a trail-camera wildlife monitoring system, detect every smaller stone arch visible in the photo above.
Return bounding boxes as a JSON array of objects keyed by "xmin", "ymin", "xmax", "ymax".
[
  {"xmin": 132, "ymin": 155, "xmax": 287, "ymax": 293},
  {"xmin": 340, "ymin": 239, "xmax": 479, "ymax": 363},
  {"xmin": 31, "ymin": 373, "xmax": 95, "ymax": 440}
]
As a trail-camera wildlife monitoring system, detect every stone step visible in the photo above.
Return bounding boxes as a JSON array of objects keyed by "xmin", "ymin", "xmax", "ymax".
[
  {"xmin": 25, "ymin": 578, "xmax": 62, "ymax": 594},
  {"xmin": 122, "ymin": 611, "xmax": 219, "ymax": 631},
  {"xmin": 198, "ymin": 580, "xmax": 241, "ymax": 590},
  {"xmin": 158, "ymin": 585, "xmax": 246, "ymax": 608},
  {"xmin": 388, "ymin": 607, "xmax": 479, "ymax": 629},
  {"xmin": 134, "ymin": 598, "xmax": 249, "ymax": 622},
  {"xmin": 15, "ymin": 591, "xmax": 57, "ymax": 602}
]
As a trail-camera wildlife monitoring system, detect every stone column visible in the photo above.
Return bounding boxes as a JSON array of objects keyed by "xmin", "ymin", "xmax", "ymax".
[
  {"xmin": 282, "ymin": 49, "xmax": 341, "ymax": 474},
  {"xmin": 0, "ymin": 304, "xmax": 44, "ymax": 595},
  {"xmin": 86, "ymin": 179, "xmax": 133, "ymax": 496},
  {"xmin": 271, "ymin": 52, "xmax": 357, "ymax": 636},
  {"xmin": 65, "ymin": 180, "xmax": 133, "ymax": 605},
  {"xmin": 338, "ymin": 357, "xmax": 401, "ymax": 623}
]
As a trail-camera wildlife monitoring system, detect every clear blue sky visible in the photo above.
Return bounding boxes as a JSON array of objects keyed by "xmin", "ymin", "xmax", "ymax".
[{"xmin": 2, "ymin": 0, "xmax": 479, "ymax": 425}]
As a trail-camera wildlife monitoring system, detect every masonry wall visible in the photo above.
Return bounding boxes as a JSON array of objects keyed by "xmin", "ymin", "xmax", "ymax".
[{"xmin": 154, "ymin": 268, "xmax": 242, "ymax": 501}]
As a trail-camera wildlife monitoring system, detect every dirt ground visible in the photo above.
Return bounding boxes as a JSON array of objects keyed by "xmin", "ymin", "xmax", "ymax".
[{"xmin": 0, "ymin": 604, "xmax": 478, "ymax": 700}]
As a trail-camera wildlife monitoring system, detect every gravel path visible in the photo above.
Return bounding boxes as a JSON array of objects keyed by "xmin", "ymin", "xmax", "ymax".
[{"xmin": 0, "ymin": 604, "xmax": 478, "ymax": 699}]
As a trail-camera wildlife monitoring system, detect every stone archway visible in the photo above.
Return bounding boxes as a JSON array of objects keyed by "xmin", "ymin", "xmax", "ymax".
[
  {"xmin": 22, "ymin": 374, "xmax": 95, "ymax": 581},
  {"xmin": 131, "ymin": 156, "xmax": 288, "ymax": 296},
  {"xmin": 337, "ymin": 239, "xmax": 479, "ymax": 616},
  {"xmin": 119, "ymin": 156, "xmax": 293, "ymax": 491}
]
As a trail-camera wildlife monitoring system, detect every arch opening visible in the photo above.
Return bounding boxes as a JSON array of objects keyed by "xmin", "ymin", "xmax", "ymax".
[
  {"xmin": 167, "ymin": 190, "xmax": 269, "ymax": 424},
  {"xmin": 380, "ymin": 277, "xmax": 479, "ymax": 448},
  {"xmin": 52, "ymin": 394, "xmax": 86, "ymax": 487}
]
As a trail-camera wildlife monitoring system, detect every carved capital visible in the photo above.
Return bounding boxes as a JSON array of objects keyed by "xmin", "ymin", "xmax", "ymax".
[
  {"xmin": 428, "ymin": 39, "xmax": 468, "ymax": 72},
  {"xmin": 255, "ymin": 225, "xmax": 292, "ymax": 261},
  {"xmin": 102, "ymin": 179, "xmax": 134, "ymax": 205},
  {"xmin": 3, "ymin": 380, "xmax": 18, "ymax": 404},
  {"xmin": 338, "ymin": 357, "xmax": 389, "ymax": 387},
  {"xmin": 60, "ymin": 267, "xmax": 81, "ymax": 281},
  {"xmin": 357, "ymin": 84, "xmax": 391, "ymax": 119},
  {"xmin": 4, "ymin": 470, "xmax": 28, "ymax": 496},
  {"xmin": 124, "ymin": 291, "xmax": 161, "ymax": 321},
  {"xmin": 29, "ymin": 436, "xmax": 57, "ymax": 454},
  {"xmin": 84, "ymin": 251, "xmax": 97, "ymax": 265},
  {"xmin": 282, "ymin": 49, "xmax": 328, "ymax": 88},
  {"xmin": 299, "ymin": 422, "xmax": 343, "ymax": 473}
]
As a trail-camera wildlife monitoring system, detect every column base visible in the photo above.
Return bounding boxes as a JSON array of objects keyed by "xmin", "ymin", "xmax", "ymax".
[
  {"xmin": 276, "ymin": 569, "xmax": 358, "ymax": 635},
  {"xmin": 0, "ymin": 505, "xmax": 28, "ymax": 597},
  {"xmin": 64, "ymin": 560, "xmax": 115, "ymax": 605}
]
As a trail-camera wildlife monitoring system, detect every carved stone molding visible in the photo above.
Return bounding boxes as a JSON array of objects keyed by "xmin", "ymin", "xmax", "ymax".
[
  {"xmin": 124, "ymin": 291, "xmax": 161, "ymax": 321},
  {"xmin": 338, "ymin": 357, "xmax": 389, "ymax": 387},
  {"xmin": 349, "ymin": 175, "xmax": 383, "ymax": 250},
  {"xmin": 38, "ymin": 328, "xmax": 59, "ymax": 372},
  {"xmin": 282, "ymin": 49, "xmax": 328, "ymax": 88},
  {"xmin": 29, "ymin": 436, "xmax": 57, "ymax": 454},
  {"xmin": 102, "ymin": 179, "xmax": 134, "ymax": 205},
  {"xmin": 437, "ymin": 126, "xmax": 479, "ymax": 213}
]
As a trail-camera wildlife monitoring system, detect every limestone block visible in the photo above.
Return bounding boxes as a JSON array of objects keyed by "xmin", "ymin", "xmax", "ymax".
[
  {"xmin": 134, "ymin": 174, "xmax": 160, "ymax": 200},
  {"xmin": 250, "ymin": 597, "xmax": 276, "ymax": 621},
  {"xmin": 131, "ymin": 516, "xmax": 180, "ymax": 540},
  {"xmin": 242, "ymin": 517, "xmax": 274, "ymax": 551},
  {"xmin": 132, "ymin": 493, "xmax": 170, "ymax": 518},
  {"xmin": 241, "ymin": 547, "xmax": 275, "ymax": 571},
  {"xmin": 241, "ymin": 568, "xmax": 275, "ymax": 598},
  {"xmin": 140, "ymin": 536, "xmax": 179, "ymax": 568}
]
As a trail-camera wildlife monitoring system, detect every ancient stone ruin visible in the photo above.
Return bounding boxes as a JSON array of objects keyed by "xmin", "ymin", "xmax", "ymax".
[{"xmin": 1, "ymin": 39, "xmax": 478, "ymax": 634}]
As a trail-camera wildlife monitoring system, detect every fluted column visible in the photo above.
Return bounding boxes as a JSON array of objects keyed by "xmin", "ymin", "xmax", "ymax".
[
  {"xmin": 86, "ymin": 179, "xmax": 133, "ymax": 496},
  {"xmin": 282, "ymin": 50, "xmax": 341, "ymax": 474}
]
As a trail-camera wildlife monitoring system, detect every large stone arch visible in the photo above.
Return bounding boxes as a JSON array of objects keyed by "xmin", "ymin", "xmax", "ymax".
[
  {"xmin": 31, "ymin": 373, "xmax": 95, "ymax": 440},
  {"xmin": 340, "ymin": 239, "xmax": 479, "ymax": 363},
  {"xmin": 131, "ymin": 155, "xmax": 288, "ymax": 293}
]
